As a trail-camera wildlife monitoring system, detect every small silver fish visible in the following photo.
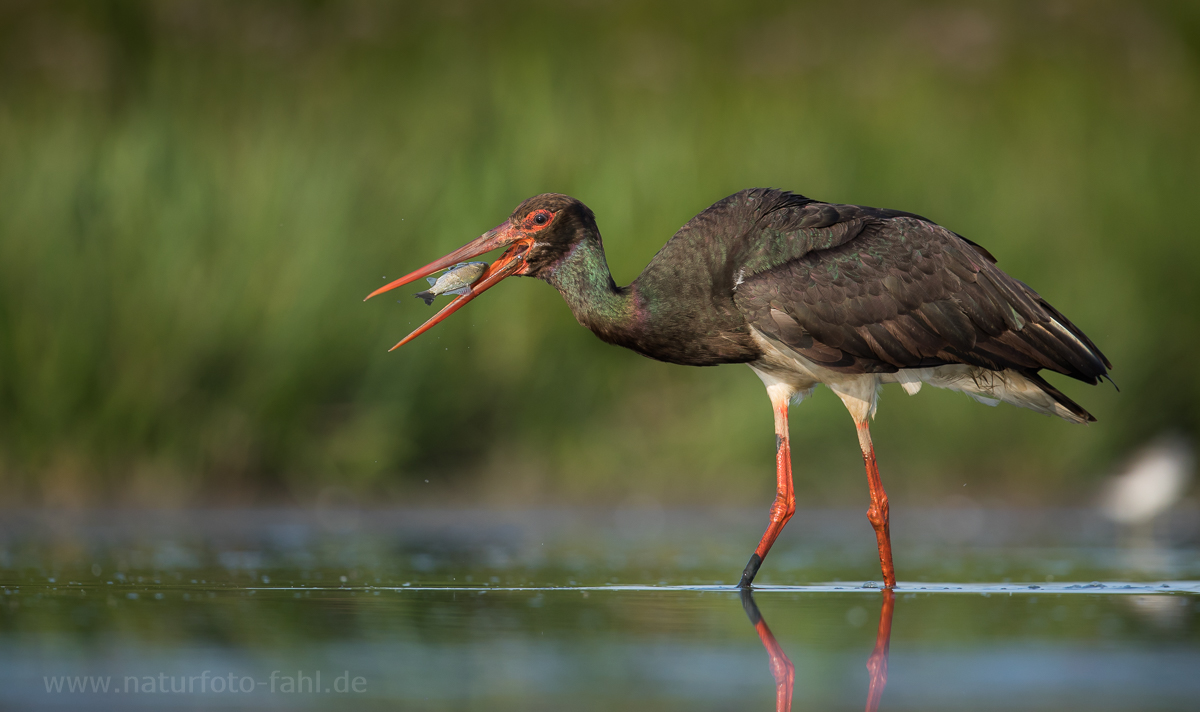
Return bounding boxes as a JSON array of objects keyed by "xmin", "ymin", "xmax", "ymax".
[{"xmin": 414, "ymin": 261, "xmax": 488, "ymax": 305}]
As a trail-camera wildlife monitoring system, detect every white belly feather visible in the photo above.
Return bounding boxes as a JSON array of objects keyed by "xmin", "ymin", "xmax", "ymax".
[{"xmin": 748, "ymin": 328, "xmax": 1089, "ymax": 425}]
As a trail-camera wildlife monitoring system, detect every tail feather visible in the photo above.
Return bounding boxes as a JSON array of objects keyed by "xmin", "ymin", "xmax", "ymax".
[
  {"xmin": 913, "ymin": 364, "xmax": 1097, "ymax": 424},
  {"xmin": 1024, "ymin": 370, "xmax": 1096, "ymax": 423}
]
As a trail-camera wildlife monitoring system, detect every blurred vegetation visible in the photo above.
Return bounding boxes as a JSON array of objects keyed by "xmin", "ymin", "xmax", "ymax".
[{"xmin": 0, "ymin": 0, "xmax": 1197, "ymax": 507}]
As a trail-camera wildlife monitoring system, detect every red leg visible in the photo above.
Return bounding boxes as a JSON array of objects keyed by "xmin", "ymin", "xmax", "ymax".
[
  {"xmin": 740, "ymin": 395, "xmax": 795, "ymax": 588},
  {"xmin": 864, "ymin": 589, "xmax": 894, "ymax": 712},
  {"xmin": 741, "ymin": 589, "xmax": 795, "ymax": 712},
  {"xmin": 857, "ymin": 421, "xmax": 896, "ymax": 589}
]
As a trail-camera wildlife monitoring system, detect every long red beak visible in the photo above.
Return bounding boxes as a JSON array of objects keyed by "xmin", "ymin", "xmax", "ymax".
[{"xmin": 365, "ymin": 220, "xmax": 532, "ymax": 351}]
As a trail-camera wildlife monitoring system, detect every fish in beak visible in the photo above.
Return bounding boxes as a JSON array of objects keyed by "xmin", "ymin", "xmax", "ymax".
[
  {"xmin": 414, "ymin": 261, "xmax": 489, "ymax": 305},
  {"xmin": 364, "ymin": 220, "xmax": 533, "ymax": 351}
]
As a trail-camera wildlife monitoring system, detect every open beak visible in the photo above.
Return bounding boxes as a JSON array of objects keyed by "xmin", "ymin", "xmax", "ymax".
[{"xmin": 364, "ymin": 220, "xmax": 532, "ymax": 351}]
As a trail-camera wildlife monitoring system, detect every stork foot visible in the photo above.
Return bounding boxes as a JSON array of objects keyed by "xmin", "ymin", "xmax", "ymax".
[{"xmin": 738, "ymin": 553, "xmax": 763, "ymax": 588}]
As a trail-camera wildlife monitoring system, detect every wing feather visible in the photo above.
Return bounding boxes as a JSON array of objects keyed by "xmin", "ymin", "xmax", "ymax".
[{"xmin": 735, "ymin": 213, "xmax": 1110, "ymax": 389}]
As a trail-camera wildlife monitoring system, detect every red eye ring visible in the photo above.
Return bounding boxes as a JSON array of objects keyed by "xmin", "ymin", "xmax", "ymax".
[{"xmin": 527, "ymin": 210, "xmax": 553, "ymax": 229}]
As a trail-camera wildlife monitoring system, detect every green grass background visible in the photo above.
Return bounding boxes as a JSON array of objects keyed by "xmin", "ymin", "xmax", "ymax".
[{"xmin": 0, "ymin": 0, "xmax": 1196, "ymax": 507}]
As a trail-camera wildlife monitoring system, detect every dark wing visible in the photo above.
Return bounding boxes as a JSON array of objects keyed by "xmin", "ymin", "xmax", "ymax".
[{"xmin": 733, "ymin": 211, "xmax": 1111, "ymax": 386}]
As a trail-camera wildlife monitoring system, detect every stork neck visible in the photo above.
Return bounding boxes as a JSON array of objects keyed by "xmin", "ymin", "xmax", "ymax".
[
  {"xmin": 540, "ymin": 234, "xmax": 637, "ymax": 339},
  {"xmin": 539, "ymin": 227, "xmax": 760, "ymax": 365}
]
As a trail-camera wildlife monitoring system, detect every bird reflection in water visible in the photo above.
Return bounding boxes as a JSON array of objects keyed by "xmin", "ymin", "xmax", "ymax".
[
  {"xmin": 741, "ymin": 589, "xmax": 895, "ymax": 712},
  {"xmin": 740, "ymin": 589, "xmax": 795, "ymax": 711},
  {"xmin": 864, "ymin": 591, "xmax": 894, "ymax": 712}
]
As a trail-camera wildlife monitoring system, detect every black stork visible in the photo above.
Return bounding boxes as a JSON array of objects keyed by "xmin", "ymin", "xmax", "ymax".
[{"xmin": 366, "ymin": 189, "xmax": 1111, "ymax": 589}]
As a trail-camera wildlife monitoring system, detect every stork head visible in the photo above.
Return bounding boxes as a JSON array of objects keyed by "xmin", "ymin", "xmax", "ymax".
[{"xmin": 364, "ymin": 193, "xmax": 594, "ymax": 350}]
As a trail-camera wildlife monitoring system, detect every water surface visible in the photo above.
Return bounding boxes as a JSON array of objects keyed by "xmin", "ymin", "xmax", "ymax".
[{"xmin": 2, "ymin": 508, "xmax": 1196, "ymax": 710}]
